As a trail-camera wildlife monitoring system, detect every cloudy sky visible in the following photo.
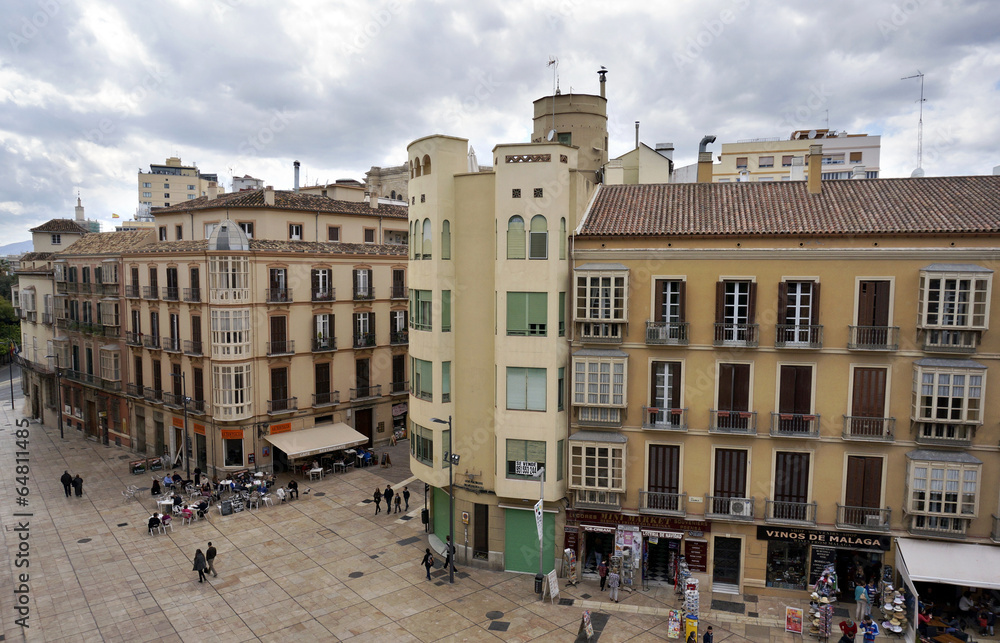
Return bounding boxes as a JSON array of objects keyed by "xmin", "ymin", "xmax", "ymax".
[{"xmin": 2, "ymin": 0, "xmax": 998, "ymax": 241}]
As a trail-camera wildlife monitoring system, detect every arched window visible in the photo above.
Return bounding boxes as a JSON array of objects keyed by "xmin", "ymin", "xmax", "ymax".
[
  {"xmin": 507, "ymin": 215, "xmax": 525, "ymax": 259},
  {"xmin": 391, "ymin": 190, "xmax": 396, "ymax": 200},
  {"xmin": 422, "ymin": 219, "xmax": 432, "ymax": 259},
  {"xmin": 441, "ymin": 220, "xmax": 451, "ymax": 260},
  {"xmin": 409, "ymin": 221, "xmax": 417, "ymax": 259},
  {"xmin": 422, "ymin": 154, "xmax": 432, "ymax": 176},
  {"xmin": 529, "ymin": 215, "xmax": 548, "ymax": 260},
  {"xmin": 560, "ymin": 217, "xmax": 567, "ymax": 260},
  {"xmin": 413, "ymin": 157, "xmax": 422, "ymax": 178}
]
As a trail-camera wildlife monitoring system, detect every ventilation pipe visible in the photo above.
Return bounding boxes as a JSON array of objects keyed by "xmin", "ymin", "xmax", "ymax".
[
  {"xmin": 697, "ymin": 135, "xmax": 716, "ymax": 183},
  {"xmin": 597, "ymin": 67, "xmax": 608, "ymax": 98},
  {"xmin": 293, "ymin": 161, "xmax": 300, "ymax": 192},
  {"xmin": 807, "ymin": 145, "xmax": 822, "ymax": 194},
  {"xmin": 635, "ymin": 121, "xmax": 639, "ymax": 149},
  {"xmin": 207, "ymin": 181, "xmax": 218, "ymax": 200}
]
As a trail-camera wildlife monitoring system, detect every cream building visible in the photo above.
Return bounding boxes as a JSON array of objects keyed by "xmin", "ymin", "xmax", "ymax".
[{"xmin": 138, "ymin": 157, "xmax": 219, "ymax": 208}]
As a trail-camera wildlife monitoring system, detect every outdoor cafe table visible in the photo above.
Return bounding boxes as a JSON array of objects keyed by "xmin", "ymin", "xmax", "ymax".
[
  {"xmin": 308, "ymin": 467, "xmax": 324, "ymax": 481},
  {"xmin": 156, "ymin": 498, "xmax": 174, "ymax": 515}
]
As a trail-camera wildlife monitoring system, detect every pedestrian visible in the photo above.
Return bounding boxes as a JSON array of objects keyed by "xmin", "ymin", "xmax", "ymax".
[
  {"xmin": 194, "ymin": 467, "xmax": 202, "ymax": 486},
  {"xmin": 703, "ymin": 625, "xmax": 714, "ymax": 643},
  {"xmin": 151, "ymin": 479, "xmax": 162, "ymax": 496},
  {"xmin": 394, "ymin": 493, "xmax": 402, "ymax": 513},
  {"xmin": 839, "ymin": 618, "xmax": 857, "ymax": 642},
  {"xmin": 598, "ymin": 558, "xmax": 608, "ymax": 590},
  {"xmin": 287, "ymin": 479, "xmax": 298, "ymax": 499},
  {"xmin": 860, "ymin": 615, "xmax": 879, "ymax": 642},
  {"xmin": 855, "ymin": 581, "xmax": 870, "ymax": 621},
  {"xmin": 421, "ymin": 548, "xmax": 435, "ymax": 580},
  {"xmin": 444, "ymin": 535, "xmax": 456, "ymax": 570},
  {"xmin": 383, "ymin": 485, "xmax": 394, "ymax": 515},
  {"xmin": 607, "ymin": 567, "xmax": 620, "ymax": 603},
  {"xmin": 206, "ymin": 542, "xmax": 217, "ymax": 577},
  {"xmin": 193, "ymin": 548, "xmax": 208, "ymax": 583},
  {"xmin": 402, "ymin": 486, "xmax": 410, "ymax": 511},
  {"xmin": 60, "ymin": 471, "xmax": 73, "ymax": 497},
  {"xmin": 72, "ymin": 474, "xmax": 83, "ymax": 497},
  {"xmin": 373, "ymin": 487, "xmax": 382, "ymax": 514}
]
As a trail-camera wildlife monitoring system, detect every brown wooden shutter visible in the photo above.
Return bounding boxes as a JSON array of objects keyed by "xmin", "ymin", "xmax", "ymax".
[
  {"xmin": 714, "ymin": 449, "xmax": 747, "ymax": 497},
  {"xmin": 669, "ymin": 362, "xmax": 681, "ymax": 409},
  {"xmin": 873, "ymin": 281, "xmax": 890, "ymax": 326},
  {"xmin": 315, "ymin": 363, "xmax": 331, "ymax": 395},
  {"xmin": 653, "ymin": 280, "xmax": 665, "ymax": 322},
  {"xmin": 650, "ymin": 361, "xmax": 662, "ymax": 406},
  {"xmin": 715, "ymin": 281, "xmax": 725, "ymax": 324},
  {"xmin": 810, "ymin": 282, "xmax": 821, "ymax": 325},
  {"xmin": 678, "ymin": 280, "xmax": 687, "ymax": 322},
  {"xmin": 747, "ymin": 281, "xmax": 758, "ymax": 323},
  {"xmin": 845, "ymin": 456, "xmax": 882, "ymax": 509},
  {"xmin": 648, "ymin": 445, "xmax": 679, "ymax": 494},
  {"xmin": 851, "ymin": 367, "xmax": 886, "ymax": 417},
  {"xmin": 774, "ymin": 452, "xmax": 810, "ymax": 503},
  {"xmin": 732, "ymin": 364, "xmax": 750, "ymax": 411},
  {"xmin": 718, "ymin": 364, "xmax": 734, "ymax": 411},
  {"xmin": 777, "ymin": 281, "xmax": 788, "ymax": 324}
]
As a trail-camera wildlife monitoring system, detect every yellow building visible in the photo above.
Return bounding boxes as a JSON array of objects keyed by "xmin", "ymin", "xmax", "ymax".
[
  {"xmin": 570, "ymin": 156, "xmax": 1000, "ymax": 597},
  {"xmin": 138, "ymin": 157, "xmax": 218, "ymax": 208}
]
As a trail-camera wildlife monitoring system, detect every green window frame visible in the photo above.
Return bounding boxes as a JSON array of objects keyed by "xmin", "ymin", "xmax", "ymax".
[
  {"xmin": 505, "ymin": 438, "xmax": 546, "ymax": 479},
  {"xmin": 507, "ymin": 216, "xmax": 525, "ymax": 259},
  {"xmin": 506, "ymin": 367, "xmax": 546, "ymax": 411},
  {"xmin": 506, "ymin": 292, "xmax": 547, "ymax": 336},
  {"xmin": 441, "ymin": 220, "xmax": 451, "ymax": 260},
  {"xmin": 442, "ymin": 290, "xmax": 451, "ymax": 332},
  {"xmin": 442, "ymin": 361, "xmax": 451, "ymax": 403},
  {"xmin": 411, "ymin": 357, "xmax": 433, "ymax": 401},
  {"xmin": 410, "ymin": 289, "xmax": 432, "ymax": 331}
]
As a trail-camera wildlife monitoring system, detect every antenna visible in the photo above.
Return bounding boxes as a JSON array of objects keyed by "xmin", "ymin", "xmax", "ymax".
[
  {"xmin": 901, "ymin": 71, "xmax": 926, "ymax": 170},
  {"xmin": 547, "ymin": 57, "xmax": 558, "ymax": 139}
]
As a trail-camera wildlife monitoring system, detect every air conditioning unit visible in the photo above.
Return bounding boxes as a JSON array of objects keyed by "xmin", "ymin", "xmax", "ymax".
[
  {"xmin": 864, "ymin": 514, "xmax": 884, "ymax": 528},
  {"xmin": 729, "ymin": 498, "xmax": 752, "ymax": 517}
]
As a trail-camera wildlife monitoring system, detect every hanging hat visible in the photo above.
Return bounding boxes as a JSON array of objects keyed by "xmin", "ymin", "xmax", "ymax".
[
  {"xmin": 890, "ymin": 618, "xmax": 901, "ymax": 626},
  {"xmin": 894, "ymin": 597, "xmax": 904, "ymax": 604},
  {"xmin": 894, "ymin": 605, "xmax": 904, "ymax": 612},
  {"xmin": 820, "ymin": 597, "xmax": 831, "ymax": 604},
  {"xmin": 811, "ymin": 592, "xmax": 820, "ymax": 600}
]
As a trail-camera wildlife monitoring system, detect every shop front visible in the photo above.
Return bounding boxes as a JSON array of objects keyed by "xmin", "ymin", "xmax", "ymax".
[
  {"xmin": 756, "ymin": 526, "xmax": 891, "ymax": 594},
  {"xmin": 566, "ymin": 510, "xmax": 709, "ymax": 588},
  {"xmin": 392, "ymin": 402, "xmax": 408, "ymax": 440}
]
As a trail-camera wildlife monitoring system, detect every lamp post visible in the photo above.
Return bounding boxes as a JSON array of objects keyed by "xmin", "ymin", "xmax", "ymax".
[
  {"xmin": 45, "ymin": 354, "xmax": 63, "ymax": 439},
  {"xmin": 171, "ymin": 371, "xmax": 191, "ymax": 478},
  {"xmin": 431, "ymin": 416, "xmax": 455, "ymax": 584},
  {"xmin": 533, "ymin": 466, "xmax": 546, "ymax": 600}
]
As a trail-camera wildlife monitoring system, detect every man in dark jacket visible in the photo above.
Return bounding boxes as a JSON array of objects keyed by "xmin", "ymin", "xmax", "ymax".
[
  {"xmin": 383, "ymin": 485, "xmax": 394, "ymax": 516},
  {"xmin": 72, "ymin": 474, "xmax": 83, "ymax": 497},
  {"xmin": 60, "ymin": 471, "xmax": 73, "ymax": 497}
]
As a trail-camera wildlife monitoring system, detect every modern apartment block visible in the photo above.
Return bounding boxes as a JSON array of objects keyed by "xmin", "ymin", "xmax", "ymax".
[
  {"xmin": 138, "ymin": 157, "xmax": 219, "ymax": 208},
  {"xmin": 569, "ymin": 157, "xmax": 1000, "ymax": 597}
]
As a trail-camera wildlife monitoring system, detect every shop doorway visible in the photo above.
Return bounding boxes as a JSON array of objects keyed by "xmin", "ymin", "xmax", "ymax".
[
  {"xmin": 474, "ymin": 503, "xmax": 489, "ymax": 560},
  {"xmin": 712, "ymin": 536, "xmax": 742, "ymax": 593},
  {"xmin": 582, "ymin": 531, "xmax": 615, "ymax": 577},
  {"xmin": 645, "ymin": 537, "xmax": 682, "ymax": 585},
  {"xmin": 195, "ymin": 433, "xmax": 207, "ymax": 472},
  {"xmin": 835, "ymin": 548, "xmax": 883, "ymax": 601},
  {"xmin": 355, "ymin": 408, "xmax": 373, "ymax": 446}
]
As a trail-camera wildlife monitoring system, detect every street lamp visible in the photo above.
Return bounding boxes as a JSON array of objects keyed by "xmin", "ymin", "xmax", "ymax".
[
  {"xmin": 431, "ymin": 416, "xmax": 456, "ymax": 584},
  {"xmin": 170, "ymin": 371, "xmax": 191, "ymax": 478},
  {"xmin": 533, "ymin": 466, "xmax": 546, "ymax": 600},
  {"xmin": 45, "ymin": 354, "xmax": 63, "ymax": 439}
]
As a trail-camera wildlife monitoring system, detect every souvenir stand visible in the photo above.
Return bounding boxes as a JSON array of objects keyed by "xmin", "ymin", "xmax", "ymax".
[
  {"xmin": 614, "ymin": 526, "xmax": 641, "ymax": 594},
  {"xmin": 674, "ymin": 555, "xmax": 692, "ymax": 597},
  {"xmin": 562, "ymin": 548, "xmax": 579, "ymax": 587},
  {"xmin": 877, "ymin": 568, "xmax": 906, "ymax": 638},
  {"xmin": 684, "ymin": 577, "xmax": 700, "ymax": 639},
  {"xmin": 808, "ymin": 564, "xmax": 838, "ymax": 639}
]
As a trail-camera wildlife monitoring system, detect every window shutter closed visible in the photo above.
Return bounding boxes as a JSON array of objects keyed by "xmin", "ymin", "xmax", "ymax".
[
  {"xmin": 777, "ymin": 282, "xmax": 788, "ymax": 324},
  {"xmin": 654, "ymin": 280, "xmax": 665, "ymax": 323},
  {"xmin": 507, "ymin": 368, "xmax": 526, "ymax": 409},
  {"xmin": 507, "ymin": 293, "xmax": 526, "ymax": 333},
  {"xmin": 715, "ymin": 282, "xmax": 725, "ymax": 324},
  {"xmin": 747, "ymin": 281, "xmax": 758, "ymax": 323},
  {"xmin": 678, "ymin": 281, "xmax": 686, "ymax": 321},
  {"xmin": 810, "ymin": 282, "xmax": 821, "ymax": 325},
  {"xmin": 526, "ymin": 369, "xmax": 546, "ymax": 410}
]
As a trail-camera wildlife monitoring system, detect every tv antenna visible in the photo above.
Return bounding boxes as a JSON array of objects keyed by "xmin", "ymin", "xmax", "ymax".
[
  {"xmin": 546, "ymin": 57, "xmax": 559, "ymax": 141},
  {"xmin": 901, "ymin": 71, "xmax": 926, "ymax": 171}
]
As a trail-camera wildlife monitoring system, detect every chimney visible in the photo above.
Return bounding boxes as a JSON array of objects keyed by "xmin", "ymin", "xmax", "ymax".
[
  {"xmin": 264, "ymin": 185, "xmax": 275, "ymax": 206},
  {"xmin": 851, "ymin": 165, "xmax": 866, "ymax": 179},
  {"xmin": 75, "ymin": 197, "xmax": 84, "ymax": 221},
  {"xmin": 655, "ymin": 143, "xmax": 674, "ymax": 161},
  {"xmin": 604, "ymin": 159, "xmax": 624, "ymax": 185},
  {"xmin": 790, "ymin": 157, "xmax": 805, "ymax": 181},
  {"xmin": 807, "ymin": 144, "xmax": 822, "ymax": 194},
  {"xmin": 635, "ymin": 121, "xmax": 639, "ymax": 149},
  {"xmin": 597, "ymin": 67, "xmax": 607, "ymax": 98},
  {"xmin": 697, "ymin": 135, "xmax": 717, "ymax": 184},
  {"xmin": 207, "ymin": 181, "xmax": 218, "ymax": 200},
  {"xmin": 368, "ymin": 191, "xmax": 378, "ymax": 209},
  {"xmin": 293, "ymin": 160, "xmax": 300, "ymax": 192}
]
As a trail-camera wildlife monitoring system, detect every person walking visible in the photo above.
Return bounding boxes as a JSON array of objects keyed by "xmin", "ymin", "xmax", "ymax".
[
  {"xmin": 373, "ymin": 487, "xmax": 382, "ymax": 514},
  {"xmin": 607, "ymin": 567, "xmax": 620, "ymax": 603},
  {"xmin": 72, "ymin": 474, "xmax": 83, "ymax": 497},
  {"xmin": 855, "ymin": 581, "xmax": 870, "ymax": 621},
  {"xmin": 444, "ymin": 535, "xmax": 456, "ymax": 571},
  {"xmin": 860, "ymin": 615, "xmax": 879, "ymax": 642},
  {"xmin": 421, "ymin": 548, "xmax": 435, "ymax": 580},
  {"xmin": 383, "ymin": 485, "xmax": 394, "ymax": 516},
  {"xmin": 193, "ymin": 549, "xmax": 208, "ymax": 583},
  {"xmin": 394, "ymin": 493, "xmax": 402, "ymax": 513},
  {"xmin": 60, "ymin": 471, "xmax": 73, "ymax": 497},
  {"xmin": 206, "ymin": 542, "xmax": 218, "ymax": 577},
  {"xmin": 703, "ymin": 625, "xmax": 714, "ymax": 643},
  {"xmin": 598, "ymin": 558, "xmax": 608, "ymax": 591},
  {"xmin": 402, "ymin": 486, "xmax": 410, "ymax": 511}
]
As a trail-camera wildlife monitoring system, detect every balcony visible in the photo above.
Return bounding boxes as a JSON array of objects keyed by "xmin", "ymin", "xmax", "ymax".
[
  {"xmin": 642, "ymin": 407, "xmax": 687, "ymax": 431},
  {"xmin": 143, "ymin": 336, "xmax": 160, "ymax": 350},
  {"xmin": 769, "ymin": 412, "xmax": 821, "ymax": 438},
  {"xmin": 709, "ymin": 410, "xmax": 757, "ymax": 435},
  {"xmin": 268, "ymin": 397, "xmax": 298, "ymax": 414},
  {"xmin": 100, "ymin": 378, "xmax": 121, "ymax": 393},
  {"xmin": 836, "ymin": 504, "xmax": 891, "ymax": 532},
  {"xmin": 125, "ymin": 331, "xmax": 142, "ymax": 347},
  {"xmin": 162, "ymin": 337, "xmax": 181, "ymax": 353},
  {"xmin": 578, "ymin": 322, "xmax": 623, "ymax": 344},
  {"xmin": 266, "ymin": 288, "xmax": 292, "ymax": 303},
  {"xmin": 704, "ymin": 495, "xmax": 756, "ymax": 521},
  {"xmin": 143, "ymin": 387, "xmax": 163, "ymax": 403},
  {"xmin": 907, "ymin": 515, "xmax": 969, "ymax": 539},
  {"xmin": 842, "ymin": 416, "xmax": 895, "ymax": 441},
  {"xmin": 65, "ymin": 369, "xmax": 99, "ymax": 387},
  {"xmin": 992, "ymin": 515, "xmax": 1000, "ymax": 543},
  {"xmin": 350, "ymin": 385, "xmax": 381, "ymax": 400},
  {"xmin": 390, "ymin": 329, "xmax": 408, "ymax": 345},
  {"xmin": 638, "ymin": 490, "xmax": 686, "ymax": 516},
  {"xmin": 124, "ymin": 284, "xmax": 140, "ymax": 299},
  {"xmin": 390, "ymin": 285, "xmax": 407, "ymax": 299},
  {"xmin": 102, "ymin": 324, "xmax": 120, "ymax": 338},
  {"xmin": 713, "ymin": 323, "xmax": 759, "ymax": 347},
  {"xmin": 914, "ymin": 422, "xmax": 975, "ymax": 447},
  {"xmin": 266, "ymin": 340, "xmax": 295, "ymax": 356},
  {"xmin": 183, "ymin": 287, "xmax": 201, "ymax": 303},
  {"xmin": 847, "ymin": 325, "xmax": 900, "ymax": 351},
  {"xmin": 101, "ymin": 283, "xmax": 119, "ymax": 295},
  {"xmin": 353, "ymin": 286, "xmax": 375, "ymax": 301},
  {"xmin": 765, "ymin": 499, "xmax": 818, "ymax": 526},
  {"xmin": 353, "ymin": 332, "xmax": 376, "ymax": 348},
  {"xmin": 41, "ymin": 312, "xmax": 54, "ymax": 325},
  {"xmin": 774, "ymin": 324, "xmax": 823, "ymax": 349},
  {"xmin": 312, "ymin": 336, "xmax": 336, "ymax": 352},
  {"xmin": 645, "ymin": 321, "xmax": 689, "ymax": 346},
  {"xmin": 163, "ymin": 392, "xmax": 184, "ymax": 409},
  {"xmin": 183, "ymin": 340, "xmax": 203, "ymax": 356},
  {"xmin": 313, "ymin": 391, "xmax": 341, "ymax": 407},
  {"xmin": 125, "ymin": 383, "xmax": 143, "ymax": 398},
  {"xmin": 312, "ymin": 288, "xmax": 335, "ymax": 303},
  {"xmin": 921, "ymin": 328, "xmax": 979, "ymax": 353},
  {"xmin": 390, "ymin": 380, "xmax": 409, "ymax": 395},
  {"xmin": 573, "ymin": 488, "xmax": 621, "ymax": 511},
  {"xmin": 189, "ymin": 400, "xmax": 206, "ymax": 415},
  {"xmin": 162, "ymin": 286, "xmax": 179, "ymax": 301},
  {"xmin": 575, "ymin": 406, "xmax": 623, "ymax": 428},
  {"xmin": 142, "ymin": 286, "xmax": 158, "ymax": 300}
]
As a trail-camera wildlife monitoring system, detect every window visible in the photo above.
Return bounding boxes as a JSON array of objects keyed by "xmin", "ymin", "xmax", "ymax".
[
  {"xmin": 506, "ymin": 439, "xmax": 546, "ymax": 479},
  {"xmin": 187, "ymin": 194, "xmax": 195, "ymax": 200},
  {"xmin": 776, "ymin": 364, "xmax": 815, "ymax": 434},
  {"xmin": 653, "ymin": 279, "xmax": 686, "ymax": 326},
  {"xmin": 142, "ymin": 192, "xmax": 152, "ymax": 198},
  {"xmin": 142, "ymin": 182, "xmax": 151, "ymax": 188},
  {"xmin": 441, "ymin": 220, "xmax": 451, "ymax": 259},
  {"xmin": 441, "ymin": 290, "xmax": 451, "ymax": 332},
  {"xmin": 101, "ymin": 302, "xmax": 119, "ymax": 327},
  {"xmin": 782, "ymin": 155, "xmax": 794, "ymax": 167},
  {"xmin": 507, "ymin": 216, "xmax": 525, "ymax": 259},
  {"xmin": 327, "ymin": 226, "xmax": 340, "ymax": 242},
  {"xmin": 758, "ymin": 156, "xmax": 774, "ymax": 168},
  {"xmin": 715, "ymin": 280, "xmax": 757, "ymax": 344},
  {"xmin": 912, "ymin": 360, "xmax": 984, "ymax": 442},
  {"xmin": 353, "ymin": 312, "xmax": 375, "ymax": 347},
  {"xmin": 906, "ymin": 454, "xmax": 981, "ymax": 535},
  {"xmin": 557, "ymin": 439, "xmax": 564, "ymax": 481},
  {"xmin": 238, "ymin": 221, "xmax": 253, "ymax": 238},
  {"xmin": 204, "ymin": 223, "xmax": 217, "ymax": 238},
  {"xmin": 777, "ymin": 281, "xmax": 820, "ymax": 346},
  {"xmin": 51, "ymin": 234, "xmax": 61, "ymax": 245},
  {"xmin": 99, "ymin": 349, "xmax": 120, "ymax": 382},
  {"xmin": 410, "ymin": 290, "xmax": 432, "ymax": 330},
  {"xmin": 917, "ymin": 267, "xmax": 991, "ymax": 329},
  {"xmin": 506, "ymin": 292, "xmax": 547, "ymax": 336},
  {"xmin": 411, "ymin": 422, "xmax": 434, "ymax": 466},
  {"xmin": 573, "ymin": 355, "xmax": 626, "ymax": 424},
  {"xmin": 210, "ymin": 309, "xmax": 252, "ymax": 357},
  {"xmin": 576, "ymin": 271, "xmax": 627, "ymax": 321},
  {"xmin": 442, "ymin": 361, "xmax": 451, "ymax": 402},
  {"xmin": 716, "ymin": 363, "xmax": 752, "ymax": 430},
  {"xmin": 187, "ymin": 184, "xmax": 195, "ymax": 190},
  {"xmin": 736, "ymin": 156, "xmax": 748, "ymax": 169},
  {"xmin": 163, "ymin": 193, "xmax": 170, "ymax": 199},
  {"xmin": 558, "ymin": 292, "xmax": 565, "ymax": 336},
  {"xmin": 559, "ymin": 217, "xmax": 566, "ymax": 260},
  {"xmin": 528, "ymin": 215, "xmax": 547, "ymax": 259},
  {"xmin": 421, "ymin": 219, "xmax": 432, "ymax": 259},
  {"xmin": 289, "ymin": 224, "xmax": 302, "ymax": 240},
  {"xmin": 411, "ymin": 357, "xmax": 433, "ymax": 401},
  {"xmin": 649, "ymin": 361, "xmax": 682, "ymax": 426},
  {"xmin": 314, "ymin": 313, "xmax": 333, "ymax": 347},
  {"xmin": 213, "ymin": 362, "xmax": 252, "ymax": 419},
  {"xmin": 506, "ymin": 367, "xmax": 546, "ymax": 411},
  {"xmin": 557, "ymin": 132, "xmax": 571, "ymax": 145},
  {"xmin": 270, "ymin": 367, "xmax": 290, "ymax": 410},
  {"xmin": 353, "ymin": 268, "xmax": 373, "ymax": 299},
  {"xmin": 569, "ymin": 442, "xmax": 624, "ymax": 492},
  {"xmin": 557, "ymin": 367, "xmax": 565, "ymax": 411},
  {"xmin": 209, "ymin": 256, "xmax": 250, "ymax": 302},
  {"xmin": 311, "ymin": 268, "xmax": 332, "ymax": 301},
  {"xmin": 224, "ymin": 436, "xmax": 244, "ymax": 467},
  {"xmin": 849, "ymin": 151, "xmax": 862, "ymax": 163}
]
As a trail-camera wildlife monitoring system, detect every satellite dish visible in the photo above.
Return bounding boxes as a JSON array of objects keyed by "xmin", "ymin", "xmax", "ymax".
[
  {"xmin": 807, "ymin": 130, "xmax": 818, "ymax": 139},
  {"xmin": 546, "ymin": 129, "xmax": 556, "ymax": 142}
]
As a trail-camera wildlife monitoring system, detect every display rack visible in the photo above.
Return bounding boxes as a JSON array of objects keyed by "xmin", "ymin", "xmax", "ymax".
[
  {"xmin": 562, "ymin": 548, "xmax": 579, "ymax": 586},
  {"xmin": 621, "ymin": 548, "xmax": 634, "ymax": 593}
]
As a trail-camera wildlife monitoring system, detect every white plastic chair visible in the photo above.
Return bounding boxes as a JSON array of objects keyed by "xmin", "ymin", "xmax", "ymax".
[
  {"xmin": 247, "ymin": 492, "xmax": 260, "ymax": 511},
  {"xmin": 160, "ymin": 517, "xmax": 173, "ymax": 533},
  {"xmin": 260, "ymin": 494, "xmax": 274, "ymax": 508}
]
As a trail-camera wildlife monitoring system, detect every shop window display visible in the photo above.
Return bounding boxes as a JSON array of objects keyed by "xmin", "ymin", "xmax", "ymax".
[{"xmin": 766, "ymin": 540, "xmax": 809, "ymax": 589}]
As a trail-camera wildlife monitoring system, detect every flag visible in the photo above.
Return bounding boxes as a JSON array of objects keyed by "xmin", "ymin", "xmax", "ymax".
[{"xmin": 111, "ymin": 213, "xmax": 120, "ymax": 218}]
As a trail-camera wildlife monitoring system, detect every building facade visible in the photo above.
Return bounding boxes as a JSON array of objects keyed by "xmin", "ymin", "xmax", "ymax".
[{"xmin": 138, "ymin": 157, "xmax": 218, "ymax": 208}]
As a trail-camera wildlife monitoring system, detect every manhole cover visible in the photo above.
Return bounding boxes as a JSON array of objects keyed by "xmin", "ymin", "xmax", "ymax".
[
  {"xmin": 487, "ymin": 622, "xmax": 510, "ymax": 632},
  {"xmin": 558, "ymin": 598, "xmax": 574, "ymax": 606},
  {"xmin": 117, "ymin": 523, "xmax": 128, "ymax": 527},
  {"xmin": 581, "ymin": 593, "xmax": 592, "ymax": 599},
  {"xmin": 313, "ymin": 492, "xmax": 325, "ymax": 497},
  {"xmin": 400, "ymin": 515, "xmax": 412, "ymax": 520},
  {"xmin": 77, "ymin": 538, "xmax": 92, "ymax": 543},
  {"xmin": 485, "ymin": 611, "xmax": 504, "ymax": 620},
  {"xmin": 348, "ymin": 572, "xmax": 364, "ymax": 579}
]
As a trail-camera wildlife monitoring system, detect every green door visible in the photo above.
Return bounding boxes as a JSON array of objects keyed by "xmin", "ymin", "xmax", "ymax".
[
  {"xmin": 504, "ymin": 508, "xmax": 555, "ymax": 574},
  {"xmin": 433, "ymin": 487, "xmax": 451, "ymax": 542}
]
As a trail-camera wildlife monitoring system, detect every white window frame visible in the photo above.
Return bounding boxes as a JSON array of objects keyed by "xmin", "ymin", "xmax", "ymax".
[
  {"xmin": 209, "ymin": 256, "xmax": 250, "ymax": 303},
  {"xmin": 573, "ymin": 356, "xmax": 627, "ymax": 408},
  {"xmin": 212, "ymin": 362, "xmax": 252, "ymax": 419},
  {"xmin": 906, "ymin": 459, "xmax": 980, "ymax": 534},
  {"xmin": 569, "ymin": 442, "xmax": 625, "ymax": 492},
  {"xmin": 575, "ymin": 270, "xmax": 628, "ymax": 322},
  {"xmin": 911, "ymin": 364, "xmax": 984, "ymax": 425},
  {"xmin": 210, "ymin": 309, "xmax": 252, "ymax": 358},
  {"xmin": 917, "ymin": 269, "xmax": 991, "ymax": 330},
  {"xmin": 99, "ymin": 349, "xmax": 121, "ymax": 382}
]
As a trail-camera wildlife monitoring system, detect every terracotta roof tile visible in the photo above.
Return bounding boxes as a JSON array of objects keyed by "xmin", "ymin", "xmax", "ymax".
[
  {"xmin": 579, "ymin": 176, "xmax": 1000, "ymax": 237},
  {"xmin": 20, "ymin": 252, "xmax": 53, "ymax": 262},
  {"xmin": 128, "ymin": 239, "xmax": 407, "ymax": 257},
  {"xmin": 152, "ymin": 189, "xmax": 408, "ymax": 219},
  {"xmin": 55, "ymin": 230, "xmax": 155, "ymax": 256},
  {"xmin": 29, "ymin": 219, "xmax": 89, "ymax": 234}
]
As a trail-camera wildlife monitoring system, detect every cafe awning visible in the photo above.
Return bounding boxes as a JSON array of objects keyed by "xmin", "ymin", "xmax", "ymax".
[
  {"xmin": 896, "ymin": 537, "xmax": 1000, "ymax": 590},
  {"xmin": 263, "ymin": 422, "xmax": 367, "ymax": 459}
]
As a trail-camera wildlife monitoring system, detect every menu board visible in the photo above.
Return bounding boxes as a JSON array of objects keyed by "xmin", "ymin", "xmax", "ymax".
[
  {"xmin": 147, "ymin": 457, "xmax": 163, "ymax": 472},
  {"xmin": 684, "ymin": 540, "xmax": 708, "ymax": 573},
  {"xmin": 808, "ymin": 546, "xmax": 837, "ymax": 585},
  {"xmin": 130, "ymin": 459, "xmax": 147, "ymax": 475}
]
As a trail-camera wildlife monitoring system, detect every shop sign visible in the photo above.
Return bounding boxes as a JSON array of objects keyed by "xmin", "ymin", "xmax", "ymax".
[
  {"xmin": 581, "ymin": 523, "xmax": 616, "ymax": 533},
  {"xmin": 391, "ymin": 403, "xmax": 408, "ymax": 417},
  {"xmin": 567, "ymin": 509, "xmax": 710, "ymax": 533},
  {"xmin": 193, "ymin": 423, "xmax": 205, "ymax": 436},
  {"xmin": 172, "ymin": 417, "xmax": 184, "ymax": 428},
  {"xmin": 755, "ymin": 526, "xmax": 890, "ymax": 551},
  {"xmin": 220, "ymin": 429, "xmax": 244, "ymax": 440},
  {"xmin": 269, "ymin": 422, "xmax": 292, "ymax": 435},
  {"xmin": 641, "ymin": 529, "xmax": 685, "ymax": 540}
]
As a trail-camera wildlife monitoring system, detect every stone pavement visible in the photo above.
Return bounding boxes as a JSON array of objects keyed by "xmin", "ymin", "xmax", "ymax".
[{"xmin": 0, "ymin": 386, "xmax": 813, "ymax": 642}]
